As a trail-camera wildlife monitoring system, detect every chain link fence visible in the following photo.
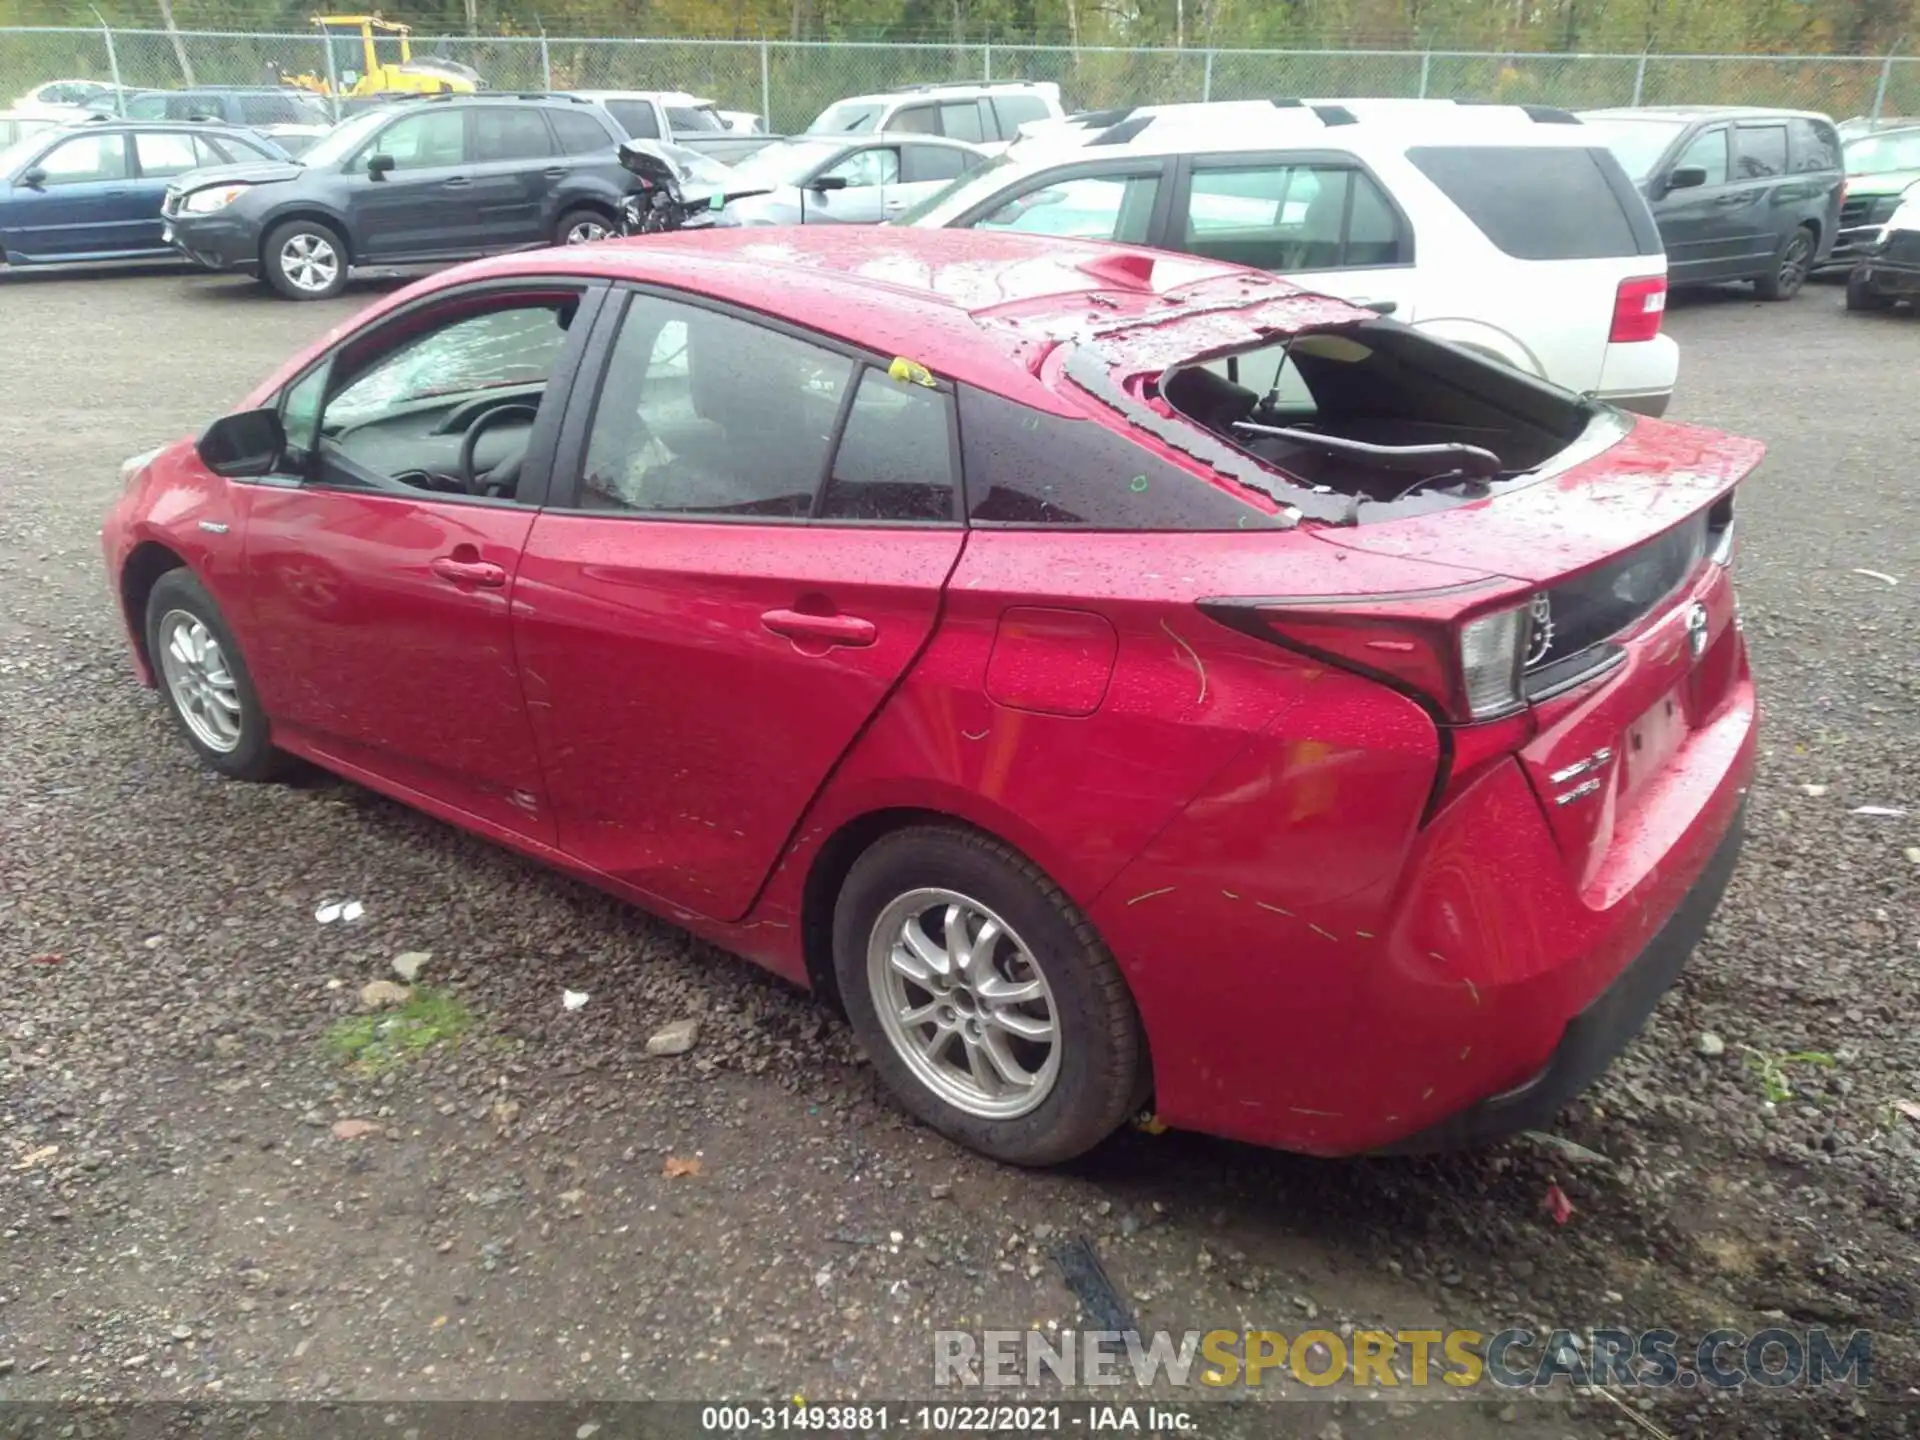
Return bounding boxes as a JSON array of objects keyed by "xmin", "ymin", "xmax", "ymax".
[{"xmin": 4, "ymin": 26, "xmax": 1915, "ymax": 133}]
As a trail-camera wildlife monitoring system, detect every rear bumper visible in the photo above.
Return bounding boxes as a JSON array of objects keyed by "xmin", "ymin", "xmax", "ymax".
[
  {"xmin": 1594, "ymin": 333, "xmax": 1677, "ymax": 419},
  {"xmin": 1599, "ymin": 389, "xmax": 1670, "ymax": 418},
  {"xmin": 1377, "ymin": 799, "xmax": 1743, "ymax": 1153},
  {"xmin": 165, "ymin": 214, "xmax": 260, "ymax": 274}
]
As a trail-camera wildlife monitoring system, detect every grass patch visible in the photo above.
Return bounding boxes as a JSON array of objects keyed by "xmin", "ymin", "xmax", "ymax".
[{"xmin": 324, "ymin": 987, "xmax": 473, "ymax": 1075}]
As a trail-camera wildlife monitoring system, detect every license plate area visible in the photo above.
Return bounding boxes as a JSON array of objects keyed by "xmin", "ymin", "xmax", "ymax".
[{"xmin": 1623, "ymin": 685, "xmax": 1689, "ymax": 802}]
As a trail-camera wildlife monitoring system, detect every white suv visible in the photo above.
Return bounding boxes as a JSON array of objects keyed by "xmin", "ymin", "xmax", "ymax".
[
  {"xmin": 898, "ymin": 98, "xmax": 1679, "ymax": 414},
  {"xmin": 807, "ymin": 81, "xmax": 1065, "ymax": 154}
]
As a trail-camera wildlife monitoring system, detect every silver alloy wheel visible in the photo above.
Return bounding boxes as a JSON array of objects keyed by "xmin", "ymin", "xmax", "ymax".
[
  {"xmin": 565, "ymin": 218, "xmax": 610, "ymax": 244},
  {"xmin": 866, "ymin": 888, "xmax": 1061, "ymax": 1119},
  {"xmin": 1778, "ymin": 231, "xmax": 1812, "ymax": 291},
  {"xmin": 279, "ymin": 230, "xmax": 339, "ymax": 293},
  {"xmin": 156, "ymin": 608, "xmax": 242, "ymax": 753}
]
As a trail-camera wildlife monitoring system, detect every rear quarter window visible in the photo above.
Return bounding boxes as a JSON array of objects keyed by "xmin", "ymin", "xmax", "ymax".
[
  {"xmin": 1788, "ymin": 118, "xmax": 1840, "ymax": 173},
  {"xmin": 1407, "ymin": 144, "xmax": 1660, "ymax": 259},
  {"xmin": 958, "ymin": 385, "xmax": 1285, "ymax": 530}
]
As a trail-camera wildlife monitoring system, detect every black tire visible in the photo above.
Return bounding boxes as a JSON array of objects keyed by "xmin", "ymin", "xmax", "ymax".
[
  {"xmin": 555, "ymin": 207, "xmax": 615, "ymax": 247},
  {"xmin": 1845, "ymin": 268, "xmax": 1890, "ymax": 312},
  {"xmin": 833, "ymin": 825, "xmax": 1147, "ymax": 1167},
  {"xmin": 262, "ymin": 218, "xmax": 348, "ymax": 301},
  {"xmin": 1754, "ymin": 225, "xmax": 1816, "ymax": 301},
  {"xmin": 144, "ymin": 568, "xmax": 286, "ymax": 781}
]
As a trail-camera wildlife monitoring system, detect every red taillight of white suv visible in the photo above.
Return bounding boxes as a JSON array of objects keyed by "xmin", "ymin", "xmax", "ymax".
[{"xmin": 1610, "ymin": 276, "xmax": 1668, "ymax": 343}]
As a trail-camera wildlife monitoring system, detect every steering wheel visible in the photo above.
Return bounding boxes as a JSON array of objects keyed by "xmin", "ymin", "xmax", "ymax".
[{"xmin": 457, "ymin": 403, "xmax": 541, "ymax": 496}]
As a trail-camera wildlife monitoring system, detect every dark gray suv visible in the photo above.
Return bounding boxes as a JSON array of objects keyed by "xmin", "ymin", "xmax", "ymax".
[{"xmin": 162, "ymin": 93, "xmax": 631, "ymax": 300}]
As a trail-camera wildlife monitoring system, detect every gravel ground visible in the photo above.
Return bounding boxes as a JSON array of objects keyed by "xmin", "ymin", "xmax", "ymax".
[{"xmin": 0, "ymin": 262, "xmax": 1915, "ymax": 1439}]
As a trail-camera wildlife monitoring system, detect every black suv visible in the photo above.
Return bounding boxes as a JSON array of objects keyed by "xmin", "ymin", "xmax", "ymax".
[
  {"xmin": 1579, "ymin": 106, "xmax": 1844, "ymax": 300},
  {"xmin": 162, "ymin": 93, "xmax": 631, "ymax": 300}
]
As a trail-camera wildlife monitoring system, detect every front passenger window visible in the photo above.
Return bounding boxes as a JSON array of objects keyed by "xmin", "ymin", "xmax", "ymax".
[
  {"xmin": 360, "ymin": 110, "xmax": 466, "ymax": 171},
  {"xmin": 1675, "ymin": 128, "xmax": 1729, "ymax": 187},
  {"xmin": 304, "ymin": 299, "xmax": 578, "ymax": 500},
  {"xmin": 826, "ymin": 146, "xmax": 898, "ymax": 187},
  {"xmin": 974, "ymin": 172, "xmax": 1160, "ymax": 242}
]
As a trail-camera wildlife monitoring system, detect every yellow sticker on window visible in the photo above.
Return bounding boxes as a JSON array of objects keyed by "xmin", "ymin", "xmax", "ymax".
[{"xmin": 887, "ymin": 356, "xmax": 937, "ymax": 388}]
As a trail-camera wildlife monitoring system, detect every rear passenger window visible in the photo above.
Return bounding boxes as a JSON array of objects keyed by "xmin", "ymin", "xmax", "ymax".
[
  {"xmin": 550, "ymin": 108, "xmax": 614, "ymax": 154},
  {"xmin": 134, "ymin": 131, "xmax": 200, "ymax": 177},
  {"xmin": 473, "ymin": 107, "xmax": 555, "ymax": 162},
  {"xmin": 1788, "ymin": 118, "xmax": 1839, "ymax": 172},
  {"xmin": 991, "ymin": 93, "xmax": 1051, "ymax": 134},
  {"xmin": 1408, "ymin": 145, "xmax": 1657, "ymax": 259},
  {"xmin": 1735, "ymin": 125, "xmax": 1787, "ymax": 178},
  {"xmin": 890, "ymin": 105, "xmax": 939, "ymax": 135},
  {"xmin": 581, "ymin": 295, "xmax": 853, "ymax": 519},
  {"xmin": 820, "ymin": 369, "xmax": 956, "ymax": 522},
  {"xmin": 901, "ymin": 144, "xmax": 969, "ymax": 183},
  {"xmin": 1183, "ymin": 163, "xmax": 1406, "ymax": 271},
  {"xmin": 958, "ymin": 387, "xmax": 1285, "ymax": 530},
  {"xmin": 604, "ymin": 100, "xmax": 659, "ymax": 140},
  {"xmin": 1675, "ymin": 127, "xmax": 1728, "ymax": 186},
  {"xmin": 938, "ymin": 100, "xmax": 987, "ymax": 144}
]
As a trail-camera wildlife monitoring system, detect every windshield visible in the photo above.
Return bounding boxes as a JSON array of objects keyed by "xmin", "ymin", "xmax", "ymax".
[
  {"xmin": 1578, "ymin": 117, "xmax": 1687, "ymax": 180},
  {"xmin": 808, "ymin": 100, "xmax": 884, "ymax": 135},
  {"xmin": 298, "ymin": 108, "xmax": 389, "ymax": 168},
  {"xmin": 730, "ymin": 138, "xmax": 848, "ymax": 186},
  {"xmin": 887, "ymin": 152, "xmax": 1016, "ymax": 226},
  {"xmin": 1845, "ymin": 128, "xmax": 1920, "ymax": 175}
]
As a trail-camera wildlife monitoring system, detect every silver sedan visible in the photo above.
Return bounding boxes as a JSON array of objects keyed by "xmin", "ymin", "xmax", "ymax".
[{"xmin": 720, "ymin": 134, "xmax": 990, "ymax": 225}]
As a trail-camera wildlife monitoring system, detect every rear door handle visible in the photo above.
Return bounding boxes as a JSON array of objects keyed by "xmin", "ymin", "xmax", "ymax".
[
  {"xmin": 543, "ymin": 166, "xmax": 567, "ymax": 178},
  {"xmin": 1355, "ymin": 297, "xmax": 1398, "ymax": 315},
  {"xmin": 761, "ymin": 608, "xmax": 876, "ymax": 648},
  {"xmin": 443, "ymin": 176, "xmax": 471, "ymax": 188},
  {"xmin": 431, "ymin": 556, "xmax": 506, "ymax": 587}
]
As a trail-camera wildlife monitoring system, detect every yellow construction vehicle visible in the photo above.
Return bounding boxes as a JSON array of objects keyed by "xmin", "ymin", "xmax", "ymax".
[{"xmin": 284, "ymin": 16, "xmax": 482, "ymax": 99}]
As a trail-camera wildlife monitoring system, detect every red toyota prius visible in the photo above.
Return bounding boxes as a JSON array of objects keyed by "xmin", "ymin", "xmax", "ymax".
[{"xmin": 104, "ymin": 228, "xmax": 1759, "ymax": 1166}]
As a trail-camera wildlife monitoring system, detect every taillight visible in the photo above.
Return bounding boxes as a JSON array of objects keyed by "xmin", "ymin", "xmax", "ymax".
[
  {"xmin": 1201, "ymin": 593, "xmax": 1534, "ymax": 725},
  {"xmin": 1202, "ymin": 593, "xmax": 1542, "ymax": 815},
  {"xmin": 1610, "ymin": 275, "xmax": 1667, "ymax": 343}
]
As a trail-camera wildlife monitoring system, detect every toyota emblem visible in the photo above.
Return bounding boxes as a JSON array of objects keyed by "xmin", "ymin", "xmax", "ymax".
[{"xmin": 1685, "ymin": 602, "xmax": 1710, "ymax": 660}]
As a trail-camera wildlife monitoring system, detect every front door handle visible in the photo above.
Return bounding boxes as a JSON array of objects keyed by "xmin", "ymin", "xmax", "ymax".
[
  {"xmin": 431, "ymin": 556, "xmax": 506, "ymax": 587},
  {"xmin": 443, "ymin": 176, "xmax": 471, "ymax": 188},
  {"xmin": 761, "ymin": 608, "xmax": 876, "ymax": 648},
  {"xmin": 1355, "ymin": 297, "xmax": 1398, "ymax": 315}
]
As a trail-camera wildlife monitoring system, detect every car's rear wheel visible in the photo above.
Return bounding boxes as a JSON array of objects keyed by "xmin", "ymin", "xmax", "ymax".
[
  {"xmin": 1755, "ymin": 225, "xmax": 1816, "ymax": 301},
  {"xmin": 1844, "ymin": 268, "xmax": 1891, "ymax": 312},
  {"xmin": 145, "ymin": 569, "xmax": 285, "ymax": 781},
  {"xmin": 263, "ymin": 219, "xmax": 347, "ymax": 301},
  {"xmin": 557, "ymin": 208, "xmax": 613, "ymax": 246},
  {"xmin": 833, "ymin": 825, "xmax": 1147, "ymax": 1166}
]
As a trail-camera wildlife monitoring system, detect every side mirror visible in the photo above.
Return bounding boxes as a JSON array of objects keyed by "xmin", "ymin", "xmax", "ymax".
[
  {"xmin": 366, "ymin": 152, "xmax": 395, "ymax": 180},
  {"xmin": 196, "ymin": 407, "xmax": 286, "ymax": 478},
  {"xmin": 19, "ymin": 166, "xmax": 47, "ymax": 188},
  {"xmin": 1664, "ymin": 165, "xmax": 1708, "ymax": 193},
  {"xmin": 809, "ymin": 174, "xmax": 850, "ymax": 193}
]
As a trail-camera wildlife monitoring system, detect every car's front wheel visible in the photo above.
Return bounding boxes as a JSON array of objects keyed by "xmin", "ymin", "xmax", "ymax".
[
  {"xmin": 1755, "ymin": 225, "xmax": 1816, "ymax": 301},
  {"xmin": 833, "ymin": 826, "xmax": 1147, "ymax": 1166},
  {"xmin": 263, "ymin": 218, "xmax": 348, "ymax": 301},
  {"xmin": 557, "ymin": 207, "xmax": 614, "ymax": 246},
  {"xmin": 145, "ymin": 569, "xmax": 285, "ymax": 781}
]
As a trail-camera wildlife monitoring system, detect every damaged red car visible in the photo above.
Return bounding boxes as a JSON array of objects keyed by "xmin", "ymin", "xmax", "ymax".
[{"xmin": 103, "ymin": 228, "xmax": 1759, "ymax": 1165}]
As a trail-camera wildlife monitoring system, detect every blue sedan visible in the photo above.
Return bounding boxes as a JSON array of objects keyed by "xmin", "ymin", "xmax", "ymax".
[{"xmin": 0, "ymin": 118, "xmax": 289, "ymax": 266}]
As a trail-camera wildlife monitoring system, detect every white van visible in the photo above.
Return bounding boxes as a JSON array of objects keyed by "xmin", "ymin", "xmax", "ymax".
[{"xmin": 897, "ymin": 98, "xmax": 1679, "ymax": 414}]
